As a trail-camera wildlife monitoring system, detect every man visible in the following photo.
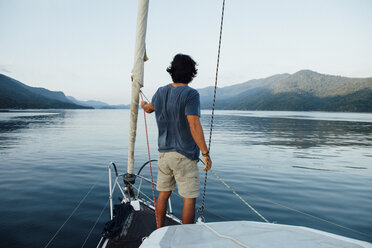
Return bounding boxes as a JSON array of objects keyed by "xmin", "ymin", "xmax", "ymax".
[{"xmin": 141, "ymin": 54, "xmax": 212, "ymax": 228}]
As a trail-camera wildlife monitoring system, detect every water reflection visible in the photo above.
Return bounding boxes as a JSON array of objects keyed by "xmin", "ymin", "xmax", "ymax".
[
  {"xmin": 0, "ymin": 111, "xmax": 65, "ymax": 151},
  {"xmin": 202, "ymin": 114, "xmax": 372, "ymax": 149}
]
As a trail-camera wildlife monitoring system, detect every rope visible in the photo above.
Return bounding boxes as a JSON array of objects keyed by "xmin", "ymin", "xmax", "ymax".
[
  {"xmin": 81, "ymin": 200, "xmax": 109, "ymax": 248},
  {"xmin": 139, "ymin": 91, "xmax": 159, "ymax": 228},
  {"xmin": 198, "ymin": 221, "xmax": 250, "ymax": 248},
  {"xmin": 199, "ymin": 0, "xmax": 226, "ymax": 220},
  {"xmin": 44, "ymin": 184, "xmax": 96, "ymax": 248},
  {"xmin": 210, "ymin": 170, "xmax": 269, "ymax": 223}
]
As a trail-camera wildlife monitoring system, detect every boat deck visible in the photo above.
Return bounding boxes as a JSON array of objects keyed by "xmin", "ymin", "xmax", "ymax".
[{"xmin": 98, "ymin": 201, "xmax": 180, "ymax": 248}]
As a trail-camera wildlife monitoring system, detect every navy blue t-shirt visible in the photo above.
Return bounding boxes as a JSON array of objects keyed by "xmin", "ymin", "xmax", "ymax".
[{"xmin": 152, "ymin": 84, "xmax": 200, "ymax": 160}]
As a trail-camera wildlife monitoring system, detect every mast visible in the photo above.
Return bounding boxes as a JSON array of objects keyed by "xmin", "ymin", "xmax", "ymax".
[{"xmin": 128, "ymin": 0, "xmax": 149, "ymax": 175}]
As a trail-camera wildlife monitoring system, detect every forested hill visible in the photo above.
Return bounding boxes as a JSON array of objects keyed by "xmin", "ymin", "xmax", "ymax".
[
  {"xmin": 198, "ymin": 70, "xmax": 372, "ymax": 112},
  {"xmin": 0, "ymin": 74, "xmax": 91, "ymax": 109}
]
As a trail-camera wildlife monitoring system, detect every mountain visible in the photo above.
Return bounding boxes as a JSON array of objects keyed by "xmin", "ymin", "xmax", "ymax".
[
  {"xmin": 67, "ymin": 96, "xmax": 108, "ymax": 108},
  {"xmin": 199, "ymin": 70, "xmax": 372, "ymax": 112},
  {"xmin": 67, "ymin": 96, "xmax": 130, "ymax": 109},
  {"xmin": 3, "ymin": 71, "xmax": 371, "ymax": 111},
  {"xmin": 0, "ymin": 74, "xmax": 92, "ymax": 109}
]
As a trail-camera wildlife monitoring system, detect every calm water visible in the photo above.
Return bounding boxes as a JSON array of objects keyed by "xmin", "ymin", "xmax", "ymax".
[{"xmin": 0, "ymin": 109, "xmax": 371, "ymax": 247}]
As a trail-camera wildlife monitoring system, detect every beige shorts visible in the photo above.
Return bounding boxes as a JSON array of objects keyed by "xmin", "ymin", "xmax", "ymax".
[{"xmin": 157, "ymin": 151, "xmax": 200, "ymax": 198}]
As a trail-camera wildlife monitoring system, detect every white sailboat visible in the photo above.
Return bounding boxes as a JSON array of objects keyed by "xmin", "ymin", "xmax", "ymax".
[{"xmin": 97, "ymin": 1, "xmax": 372, "ymax": 247}]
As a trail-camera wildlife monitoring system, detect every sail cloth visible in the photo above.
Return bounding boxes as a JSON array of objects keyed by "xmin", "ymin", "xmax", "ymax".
[
  {"xmin": 128, "ymin": 0, "xmax": 149, "ymax": 174},
  {"xmin": 139, "ymin": 221, "xmax": 372, "ymax": 248}
]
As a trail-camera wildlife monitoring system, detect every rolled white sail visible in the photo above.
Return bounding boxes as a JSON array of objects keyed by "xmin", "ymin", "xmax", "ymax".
[{"xmin": 128, "ymin": 0, "xmax": 149, "ymax": 174}]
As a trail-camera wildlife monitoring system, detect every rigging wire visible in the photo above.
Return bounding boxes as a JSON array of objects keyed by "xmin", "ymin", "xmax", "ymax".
[
  {"xmin": 44, "ymin": 184, "xmax": 96, "ymax": 248},
  {"xmin": 210, "ymin": 169, "xmax": 269, "ymax": 223},
  {"xmin": 81, "ymin": 200, "xmax": 110, "ymax": 248},
  {"xmin": 237, "ymin": 189, "xmax": 372, "ymax": 239},
  {"xmin": 139, "ymin": 91, "xmax": 159, "ymax": 228},
  {"xmin": 208, "ymin": 168, "xmax": 371, "ymax": 238},
  {"xmin": 199, "ymin": 0, "xmax": 226, "ymax": 220},
  {"xmin": 198, "ymin": 159, "xmax": 267, "ymax": 222}
]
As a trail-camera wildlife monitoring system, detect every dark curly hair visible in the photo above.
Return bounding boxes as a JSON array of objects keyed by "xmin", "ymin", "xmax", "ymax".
[{"xmin": 166, "ymin": 54, "xmax": 198, "ymax": 84}]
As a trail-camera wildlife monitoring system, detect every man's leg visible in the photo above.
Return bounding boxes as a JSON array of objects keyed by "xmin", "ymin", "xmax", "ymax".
[
  {"xmin": 182, "ymin": 197, "xmax": 196, "ymax": 224},
  {"xmin": 156, "ymin": 191, "xmax": 172, "ymax": 228}
]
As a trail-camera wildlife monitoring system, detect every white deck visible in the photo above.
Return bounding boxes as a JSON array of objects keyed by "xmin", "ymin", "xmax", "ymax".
[{"xmin": 140, "ymin": 221, "xmax": 371, "ymax": 248}]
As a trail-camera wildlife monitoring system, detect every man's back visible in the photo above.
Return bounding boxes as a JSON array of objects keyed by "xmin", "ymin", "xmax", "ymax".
[{"xmin": 152, "ymin": 84, "xmax": 200, "ymax": 160}]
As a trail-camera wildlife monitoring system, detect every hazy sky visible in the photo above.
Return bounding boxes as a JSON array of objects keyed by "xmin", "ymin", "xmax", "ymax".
[{"xmin": 1, "ymin": 0, "xmax": 371, "ymax": 105}]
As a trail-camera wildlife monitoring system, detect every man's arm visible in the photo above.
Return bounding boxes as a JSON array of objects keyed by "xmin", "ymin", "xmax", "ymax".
[
  {"xmin": 187, "ymin": 115, "xmax": 212, "ymax": 171},
  {"xmin": 141, "ymin": 101, "xmax": 154, "ymax": 113}
]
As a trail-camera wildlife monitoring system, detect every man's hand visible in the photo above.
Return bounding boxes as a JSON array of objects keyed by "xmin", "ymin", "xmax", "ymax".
[
  {"xmin": 202, "ymin": 155, "xmax": 212, "ymax": 171},
  {"xmin": 141, "ymin": 101, "xmax": 155, "ymax": 113}
]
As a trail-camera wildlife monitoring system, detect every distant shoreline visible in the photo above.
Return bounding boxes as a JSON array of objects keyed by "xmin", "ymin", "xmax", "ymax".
[{"xmin": 1, "ymin": 108, "xmax": 371, "ymax": 114}]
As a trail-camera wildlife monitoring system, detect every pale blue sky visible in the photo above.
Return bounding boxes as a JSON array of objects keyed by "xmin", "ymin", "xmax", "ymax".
[{"xmin": 1, "ymin": 0, "xmax": 371, "ymax": 104}]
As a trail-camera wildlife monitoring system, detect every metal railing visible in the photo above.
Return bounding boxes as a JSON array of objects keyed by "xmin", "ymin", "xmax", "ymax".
[{"xmin": 107, "ymin": 161, "xmax": 174, "ymax": 220}]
